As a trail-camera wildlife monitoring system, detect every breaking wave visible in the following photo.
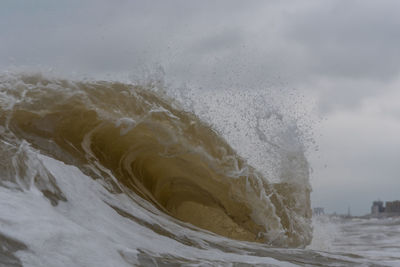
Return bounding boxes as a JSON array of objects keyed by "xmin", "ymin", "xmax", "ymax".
[{"xmin": 0, "ymin": 72, "xmax": 319, "ymax": 266}]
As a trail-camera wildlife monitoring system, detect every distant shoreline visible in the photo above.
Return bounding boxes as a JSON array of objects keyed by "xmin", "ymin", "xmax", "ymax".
[{"xmin": 313, "ymin": 213, "xmax": 400, "ymax": 219}]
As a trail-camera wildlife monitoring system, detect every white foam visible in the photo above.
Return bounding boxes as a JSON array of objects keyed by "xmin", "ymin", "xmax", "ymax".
[
  {"xmin": 0, "ymin": 146, "xmax": 299, "ymax": 266},
  {"xmin": 307, "ymin": 216, "xmax": 341, "ymax": 252}
]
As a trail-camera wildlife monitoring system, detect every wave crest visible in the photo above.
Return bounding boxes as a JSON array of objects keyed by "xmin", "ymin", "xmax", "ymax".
[{"xmin": 1, "ymin": 73, "xmax": 312, "ymax": 247}]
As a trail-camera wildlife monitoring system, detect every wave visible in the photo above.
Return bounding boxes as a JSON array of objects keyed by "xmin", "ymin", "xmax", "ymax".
[{"xmin": 0, "ymin": 73, "xmax": 312, "ymax": 249}]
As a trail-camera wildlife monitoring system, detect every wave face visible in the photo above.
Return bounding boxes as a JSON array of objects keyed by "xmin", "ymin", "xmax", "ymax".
[{"xmin": 0, "ymin": 73, "xmax": 317, "ymax": 265}]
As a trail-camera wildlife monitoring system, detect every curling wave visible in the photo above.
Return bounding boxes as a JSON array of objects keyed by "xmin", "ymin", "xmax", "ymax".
[{"xmin": 0, "ymin": 73, "xmax": 311, "ymax": 249}]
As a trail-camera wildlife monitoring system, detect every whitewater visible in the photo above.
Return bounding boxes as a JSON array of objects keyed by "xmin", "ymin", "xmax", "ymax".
[{"xmin": 0, "ymin": 73, "xmax": 399, "ymax": 267}]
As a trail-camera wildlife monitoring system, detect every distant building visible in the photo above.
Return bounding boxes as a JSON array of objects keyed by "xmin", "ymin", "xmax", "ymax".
[
  {"xmin": 371, "ymin": 200, "xmax": 400, "ymax": 216},
  {"xmin": 386, "ymin": 201, "xmax": 400, "ymax": 213},
  {"xmin": 313, "ymin": 207, "xmax": 325, "ymax": 216},
  {"xmin": 371, "ymin": 201, "xmax": 384, "ymax": 214}
]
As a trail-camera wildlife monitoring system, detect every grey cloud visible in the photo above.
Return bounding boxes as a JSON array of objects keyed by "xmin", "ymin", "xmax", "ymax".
[
  {"xmin": 285, "ymin": 0, "xmax": 400, "ymax": 81},
  {"xmin": 191, "ymin": 30, "xmax": 244, "ymax": 55},
  {"xmin": 308, "ymin": 78, "xmax": 385, "ymax": 114}
]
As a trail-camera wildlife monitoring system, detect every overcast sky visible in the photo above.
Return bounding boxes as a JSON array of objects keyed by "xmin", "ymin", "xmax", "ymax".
[{"xmin": 2, "ymin": 0, "xmax": 400, "ymax": 215}]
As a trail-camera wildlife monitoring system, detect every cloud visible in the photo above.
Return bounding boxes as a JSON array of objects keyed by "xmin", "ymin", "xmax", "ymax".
[{"xmin": 285, "ymin": 0, "xmax": 400, "ymax": 82}]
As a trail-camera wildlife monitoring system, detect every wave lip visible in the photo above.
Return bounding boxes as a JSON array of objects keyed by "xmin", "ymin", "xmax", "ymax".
[{"xmin": 1, "ymin": 73, "xmax": 312, "ymax": 248}]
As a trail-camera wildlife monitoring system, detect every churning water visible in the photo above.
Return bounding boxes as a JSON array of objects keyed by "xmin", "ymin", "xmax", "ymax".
[{"xmin": 0, "ymin": 73, "xmax": 399, "ymax": 266}]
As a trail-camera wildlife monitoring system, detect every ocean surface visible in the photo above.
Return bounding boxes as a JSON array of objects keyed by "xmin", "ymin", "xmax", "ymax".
[{"xmin": 0, "ymin": 73, "xmax": 399, "ymax": 266}]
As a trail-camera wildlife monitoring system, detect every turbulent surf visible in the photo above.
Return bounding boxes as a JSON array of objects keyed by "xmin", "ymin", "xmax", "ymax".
[{"xmin": 0, "ymin": 72, "xmax": 347, "ymax": 266}]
